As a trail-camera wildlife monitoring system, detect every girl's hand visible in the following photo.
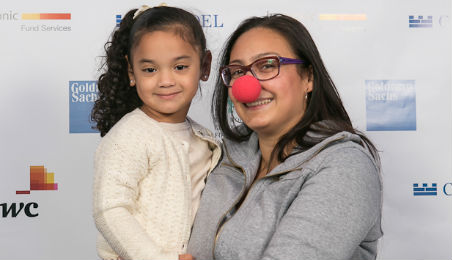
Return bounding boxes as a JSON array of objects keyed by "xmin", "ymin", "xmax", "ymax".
[{"xmin": 179, "ymin": 253, "xmax": 195, "ymax": 260}]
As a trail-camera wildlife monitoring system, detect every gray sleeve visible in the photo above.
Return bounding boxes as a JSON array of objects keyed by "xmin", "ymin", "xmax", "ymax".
[{"xmin": 261, "ymin": 147, "xmax": 382, "ymax": 260}]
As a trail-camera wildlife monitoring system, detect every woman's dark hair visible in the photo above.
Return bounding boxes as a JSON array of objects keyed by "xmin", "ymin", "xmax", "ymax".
[
  {"xmin": 213, "ymin": 14, "xmax": 379, "ymax": 166},
  {"xmin": 91, "ymin": 6, "xmax": 207, "ymax": 136}
]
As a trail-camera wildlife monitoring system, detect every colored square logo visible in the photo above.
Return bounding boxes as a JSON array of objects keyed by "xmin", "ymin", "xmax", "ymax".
[
  {"xmin": 16, "ymin": 166, "xmax": 58, "ymax": 194},
  {"xmin": 69, "ymin": 81, "xmax": 98, "ymax": 133},
  {"xmin": 366, "ymin": 80, "xmax": 416, "ymax": 131}
]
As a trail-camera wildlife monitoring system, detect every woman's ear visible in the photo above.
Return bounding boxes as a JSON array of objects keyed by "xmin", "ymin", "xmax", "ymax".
[
  {"xmin": 307, "ymin": 65, "xmax": 314, "ymax": 92},
  {"xmin": 200, "ymin": 50, "xmax": 212, "ymax": 82},
  {"xmin": 126, "ymin": 55, "xmax": 135, "ymax": 86}
]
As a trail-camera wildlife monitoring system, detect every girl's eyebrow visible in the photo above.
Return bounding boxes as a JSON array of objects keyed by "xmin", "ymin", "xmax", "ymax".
[
  {"xmin": 138, "ymin": 58, "xmax": 154, "ymax": 64},
  {"xmin": 138, "ymin": 55, "xmax": 193, "ymax": 64},
  {"xmin": 174, "ymin": 55, "xmax": 192, "ymax": 61}
]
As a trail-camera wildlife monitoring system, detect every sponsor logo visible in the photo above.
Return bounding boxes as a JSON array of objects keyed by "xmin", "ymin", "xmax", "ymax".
[
  {"xmin": 16, "ymin": 166, "xmax": 58, "ymax": 194},
  {"xmin": 0, "ymin": 10, "xmax": 72, "ymax": 32},
  {"xmin": 413, "ymin": 183, "xmax": 437, "ymax": 196},
  {"xmin": 1, "ymin": 202, "xmax": 39, "ymax": 218},
  {"xmin": 115, "ymin": 13, "xmax": 223, "ymax": 28},
  {"xmin": 366, "ymin": 80, "xmax": 416, "ymax": 131},
  {"xmin": 1, "ymin": 165, "xmax": 58, "ymax": 218},
  {"xmin": 413, "ymin": 182, "xmax": 452, "ymax": 196},
  {"xmin": 443, "ymin": 183, "xmax": 452, "ymax": 196},
  {"xmin": 69, "ymin": 81, "xmax": 98, "ymax": 133},
  {"xmin": 194, "ymin": 14, "xmax": 223, "ymax": 28},
  {"xmin": 0, "ymin": 11, "xmax": 70, "ymax": 20},
  {"xmin": 408, "ymin": 15, "xmax": 450, "ymax": 28},
  {"xmin": 409, "ymin": 15, "xmax": 433, "ymax": 28},
  {"xmin": 21, "ymin": 13, "xmax": 71, "ymax": 20},
  {"xmin": 116, "ymin": 14, "xmax": 121, "ymax": 27}
]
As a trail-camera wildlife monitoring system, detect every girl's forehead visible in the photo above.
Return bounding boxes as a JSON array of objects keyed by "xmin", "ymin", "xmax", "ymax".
[
  {"xmin": 132, "ymin": 30, "xmax": 200, "ymax": 59},
  {"xmin": 133, "ymin": 30, "xmax": 201, "ymax": 56}
]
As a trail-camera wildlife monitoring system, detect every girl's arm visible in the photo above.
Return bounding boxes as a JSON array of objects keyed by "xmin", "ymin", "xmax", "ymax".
[{"xmin": 93, "ymin": 132, "xmax": 179, "ymax": 260}]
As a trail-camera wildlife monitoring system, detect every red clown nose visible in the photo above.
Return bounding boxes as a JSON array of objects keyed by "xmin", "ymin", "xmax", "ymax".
[{"xmin": 231, "ymin": 75, "xmax": 262, "ymax": 103}]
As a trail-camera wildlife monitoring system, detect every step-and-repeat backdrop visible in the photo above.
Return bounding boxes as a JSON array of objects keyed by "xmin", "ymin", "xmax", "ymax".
[{"xmin": 0, "ymin": 0, "xmax": 451, "ymax": 259}]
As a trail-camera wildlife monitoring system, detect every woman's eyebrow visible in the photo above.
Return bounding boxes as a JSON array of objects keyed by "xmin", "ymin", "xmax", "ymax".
[{"xmin": 229, "ymin": 52, "xmax": 280, "ymax": 65}]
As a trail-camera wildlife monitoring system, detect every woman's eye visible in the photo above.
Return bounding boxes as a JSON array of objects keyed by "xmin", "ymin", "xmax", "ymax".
[
  {"xmin": 175, "ymin": 65, "xmax": 188, "ymax": 71},
  {"xmin": 259, "ymin": 61, "xmax": 277, "ymax": 70},
  {"xmin": 231, "ymin": 69, "xmax": 244, "ymax": 77}
]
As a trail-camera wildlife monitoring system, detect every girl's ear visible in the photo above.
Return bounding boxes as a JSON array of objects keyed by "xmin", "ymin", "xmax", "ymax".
[
  {"xmin": 200, "ymin": 50, "xmax": 212, "ymax": 82},
  {"xmin": 126, "ymin": 55, "xmax": 135, "ymax": 86}
]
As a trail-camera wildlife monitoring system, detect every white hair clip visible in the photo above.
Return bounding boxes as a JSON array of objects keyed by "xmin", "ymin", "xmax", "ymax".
[{"xmin": 133, "ymin": 3, "xmax": 168, "ymax": 20}]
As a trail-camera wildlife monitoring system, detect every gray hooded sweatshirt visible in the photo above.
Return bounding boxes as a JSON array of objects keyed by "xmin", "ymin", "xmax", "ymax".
[{"xmin": 188, "ymin": 131, "xmax": 382, "ymax": 260}]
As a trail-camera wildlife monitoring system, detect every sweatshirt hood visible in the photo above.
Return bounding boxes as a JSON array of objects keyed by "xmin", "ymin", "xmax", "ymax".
[{"xmin": 222, "ymin": 124, "xmax": 367, "ymax": 185}]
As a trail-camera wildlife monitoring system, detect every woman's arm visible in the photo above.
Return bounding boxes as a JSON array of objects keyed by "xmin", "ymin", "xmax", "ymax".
[{"xmin": 261, "ymin": 147, "xmax": 382, "ymax": 260}]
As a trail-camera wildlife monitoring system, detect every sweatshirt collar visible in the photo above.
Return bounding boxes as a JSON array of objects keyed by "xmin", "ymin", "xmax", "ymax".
[{"xmin": 223, "ymin": 128, "xmax": 363, "ymax": 180}]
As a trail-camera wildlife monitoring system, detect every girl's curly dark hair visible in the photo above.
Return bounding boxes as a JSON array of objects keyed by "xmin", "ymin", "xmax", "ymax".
[{"xmin": 91, "ymin": 6, "xmax": 207, "ymax": 137}]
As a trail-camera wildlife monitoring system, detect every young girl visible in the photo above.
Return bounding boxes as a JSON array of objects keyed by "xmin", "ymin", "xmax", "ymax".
[{"xmin": 91, "ymin": 5, "xmax": 221, "ymax": 260}]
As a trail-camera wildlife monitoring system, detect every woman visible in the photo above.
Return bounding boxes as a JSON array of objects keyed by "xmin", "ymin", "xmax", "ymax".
[{"xmin": 188, "ymin": 14, "xmax": 382, "ymax": 260}]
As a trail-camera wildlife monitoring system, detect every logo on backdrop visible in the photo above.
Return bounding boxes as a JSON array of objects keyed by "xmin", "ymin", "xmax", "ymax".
[
  {"xmin": 69, "ymin": 81, "xmax": 99, "ymax": 133},
  {"xmin": 409, "ymin": 15, "xmax": 433, "ymax": 28},
  {"xmin": 365, "ymin": 80, "xmax": 416, "ymax": 131},
  {"xmin": 413, "ymin": 183, "xmax": 437, "ymax": 196},
  {"xmin": 0, "ymin": 10, "xmax": 71, "ymax": 32},
  {"xmin": 16, "ymin": 166, "xmax": 58, "ymax": 195},
  {"xmin": 413, "ymin": 182, "xmax": 452, "ymax": 196},
  {"xmin": 116, "ymin": 14, "xmax": 121, "ymax": 27},
  {"xmin": 115, "ymin": 13, "xmax": 223, "ymax": 28},
  {"xmin": 0, "ymin": 165, "xmax": 58, "ymax": 218},
  {"xmin": 408, "ymin": 15, "xmax": 450, "ymax": 28}
]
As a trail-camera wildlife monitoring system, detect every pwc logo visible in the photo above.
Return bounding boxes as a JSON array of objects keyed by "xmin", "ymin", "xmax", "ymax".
[{"xmin": 1, "ymin": 166, "xmax": 58, "ymax": 218}]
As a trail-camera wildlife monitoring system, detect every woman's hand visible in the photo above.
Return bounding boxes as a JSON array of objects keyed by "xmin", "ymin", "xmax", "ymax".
[{"xmin": 179, "ymin": 253, "xmax": 195, "ymax": 260}]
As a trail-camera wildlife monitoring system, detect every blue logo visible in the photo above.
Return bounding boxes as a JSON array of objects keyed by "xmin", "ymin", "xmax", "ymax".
[
  {"xmin": 413, "ymin": 183, "xmax": 437, "ymax": 196},
  {"xmin": 366, "ymin": 80, "xmax": 416, "ymax": 131},
  {"xmin": 115, "ymin": 14, "xmax": 223, "ymax": 28},
  {"xmin": 444, "ymin": 183, "xmax": 452, "ymax": 196},
  {"xmin": 409, "ymin": 15, "xmax": 433, "ymax": 28},
  {"xmin": 116, "ymin": 14, "xmax": 121, "ymax": 27},
  {"xmin": 413, "ymin": 182, "xmax": 452, "ymax": 197},
  {"xmin": 69, "ymin": 81, "xmax": 98, "ymax": 133},
  {"xmin": 194, "ymin": 14, "xmax": 223, "ymax": 28}
]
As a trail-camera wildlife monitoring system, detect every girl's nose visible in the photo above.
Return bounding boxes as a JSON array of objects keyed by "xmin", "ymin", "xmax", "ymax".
[{"xmin": 158, "ymin": 69, "xmax": 175, "ymax": 88}]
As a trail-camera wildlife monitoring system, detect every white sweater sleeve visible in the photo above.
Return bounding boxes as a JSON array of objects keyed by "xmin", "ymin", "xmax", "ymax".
[{"xmin": 93, "ymin": 127, "xmax": 178, "ymax": 260}]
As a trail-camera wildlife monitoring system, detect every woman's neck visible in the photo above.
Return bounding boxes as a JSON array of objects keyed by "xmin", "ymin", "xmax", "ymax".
[
  {"xmin": 256, "ymin": 135, "xmax": 280, "ymax": 179},
  {"xmin": 257, "ymin": 133, "xmax": 297, "ymax": 179}
]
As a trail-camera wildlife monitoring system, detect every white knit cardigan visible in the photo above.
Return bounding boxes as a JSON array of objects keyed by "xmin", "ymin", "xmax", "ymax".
[{"xmin": 93, "ymin": 109, "xmax": 221, "ymax": 260}]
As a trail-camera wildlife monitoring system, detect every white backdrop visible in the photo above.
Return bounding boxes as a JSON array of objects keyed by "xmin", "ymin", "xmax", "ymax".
[{"xmin": 0, "ymin": 0, "xmax": 451, "ymax": 259}]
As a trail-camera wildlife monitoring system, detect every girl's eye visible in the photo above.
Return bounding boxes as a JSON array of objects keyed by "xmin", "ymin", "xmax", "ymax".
[
  {"xmin": 143, "ymin": 67, "xmax": 157, "ymax": 73},
  {"xmin": 175, "ymin": 65, "xmax": 188, "ymax": 71}
]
